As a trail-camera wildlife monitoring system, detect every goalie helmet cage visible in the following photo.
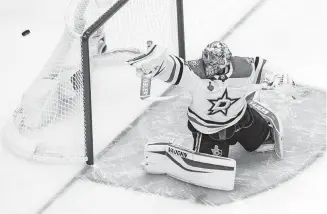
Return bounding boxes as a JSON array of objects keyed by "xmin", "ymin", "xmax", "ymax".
[{"xmin": 3, "ymin": 0, "xmax": 185, "ymax": 165}]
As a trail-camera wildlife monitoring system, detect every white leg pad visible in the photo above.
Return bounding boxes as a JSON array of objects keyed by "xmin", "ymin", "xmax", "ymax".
[{"xmin": 142, "ymin": 142, "xmax": 236, "ymax": 191}]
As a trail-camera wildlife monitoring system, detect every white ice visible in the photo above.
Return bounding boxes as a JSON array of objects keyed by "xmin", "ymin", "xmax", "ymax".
[{"xmin": 0, "ymin": 0, "xmax": 326, "ymax": 214}]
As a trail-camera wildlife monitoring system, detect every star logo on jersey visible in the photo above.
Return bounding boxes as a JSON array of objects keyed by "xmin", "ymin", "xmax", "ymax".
[
  {"xmin": 207, "ymin": 88, "xmax": 240, "ymax": 115},
  {"xmin": 211, "ymin": 145, "xmax": 223, "ymax": 156}
]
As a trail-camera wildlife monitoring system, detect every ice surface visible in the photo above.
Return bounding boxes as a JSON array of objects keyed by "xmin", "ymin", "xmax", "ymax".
[{"xmin": 80, "ymin": 86, "xmax": 326, "ymax": 206}]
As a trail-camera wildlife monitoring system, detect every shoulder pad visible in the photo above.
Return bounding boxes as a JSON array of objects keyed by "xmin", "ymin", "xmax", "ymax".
[
  {"xmin": 186, "ymin": 59, "xmax": 207, "ymax": 79},
  {"xmin": 230, "ymin": 56, "xmax": 254, "ymax": 78},
  {"xmin": 186, "ymin": 59, "xmax": 201, "ymax": 68},
  {"xmin": 245, "ymin": 57, "xmax": 255, "ymax": 64}
]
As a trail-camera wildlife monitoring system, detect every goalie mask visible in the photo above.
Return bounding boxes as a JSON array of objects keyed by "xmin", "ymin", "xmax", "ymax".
[{"xmin": 202, "ymin": 41, "xmax": 232, "ymax": 78}]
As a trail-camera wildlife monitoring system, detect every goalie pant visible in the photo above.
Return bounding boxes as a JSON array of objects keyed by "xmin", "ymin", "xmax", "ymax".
[{"xmin": 189, "ymin": 100, "xmax": 270, "ymax": 158}]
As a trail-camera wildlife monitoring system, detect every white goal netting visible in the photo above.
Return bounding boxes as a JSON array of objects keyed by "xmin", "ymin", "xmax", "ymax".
[{"xmin": 3, "ymin": 0, "xmax": 180, "ymax": 162}]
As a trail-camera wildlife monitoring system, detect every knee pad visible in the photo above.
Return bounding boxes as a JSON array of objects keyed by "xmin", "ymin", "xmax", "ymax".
[{"xmin": 248, "ymin": 100, "xmax": 284, "ymax": 158}]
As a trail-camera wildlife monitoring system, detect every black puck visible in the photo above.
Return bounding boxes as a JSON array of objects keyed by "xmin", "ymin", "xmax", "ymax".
[{"xmin": 22, "ymin": 30, "xmax": 30, "ymax": 36}]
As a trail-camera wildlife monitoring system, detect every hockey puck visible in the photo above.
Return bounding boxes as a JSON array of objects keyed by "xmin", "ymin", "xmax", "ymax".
[{"xmin": 22, "ymin": 30, "xmax": 30, "ymax": 36}]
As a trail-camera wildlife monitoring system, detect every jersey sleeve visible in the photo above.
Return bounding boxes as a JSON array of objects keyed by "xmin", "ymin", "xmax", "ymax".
[{"xmin": 153, "ymin": 54, "xmax": 199, "ymax": 92}]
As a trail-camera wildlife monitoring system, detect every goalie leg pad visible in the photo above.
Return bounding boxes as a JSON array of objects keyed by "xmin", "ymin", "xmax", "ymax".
[
  {"xmin": 142, "ymin": 142, "xmax": 236, "ymax": 191},
  {"xmin": 248, "ymin": 100, "xmax": 284, "ymax": 158},
  {"xmin": 141, "ymin": 142, "xmax": 168, "ymax": 174}
]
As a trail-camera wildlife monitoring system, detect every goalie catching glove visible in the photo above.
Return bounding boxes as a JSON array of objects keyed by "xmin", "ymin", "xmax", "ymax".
[{"xmin": 127, "ymin": 42, "xmax": 168, "ymax": 79}]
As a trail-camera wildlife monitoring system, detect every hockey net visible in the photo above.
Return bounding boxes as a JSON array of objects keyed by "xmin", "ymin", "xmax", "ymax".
[{"xmin": 3, "ymin": 0, "xmax": 182, "ymax": 163}]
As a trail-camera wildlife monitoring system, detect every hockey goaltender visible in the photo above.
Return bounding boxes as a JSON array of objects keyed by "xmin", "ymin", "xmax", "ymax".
[{"xmin": 128, "ymin": 41, "xmax": 296, "ymax": 191}]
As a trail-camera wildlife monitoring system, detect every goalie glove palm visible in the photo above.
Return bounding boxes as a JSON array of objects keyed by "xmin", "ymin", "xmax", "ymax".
[{"xmin": 127, "ymin": 44, "xmax": 168, "ymax": 78}]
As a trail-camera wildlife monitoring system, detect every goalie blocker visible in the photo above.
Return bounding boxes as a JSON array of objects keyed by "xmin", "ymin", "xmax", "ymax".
[{"xmin": 142, "ymin": 142, "xmax": 236, "ymax": 191}]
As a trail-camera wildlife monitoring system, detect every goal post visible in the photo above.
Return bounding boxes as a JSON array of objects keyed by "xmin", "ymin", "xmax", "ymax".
[
  {"xmin": 82, "ymin": 0, "xmax": 186, "ymax": 165},
  {"xmin": 176, "ymin": 0, "xmax": 186, "ymax": 59},
  {"xmin": 82, "ymin": 0, "xmax": 131, "ymax": 166},
  {"xmin": 3, "ymin": 0, "xmax": 185, "ymax": 165}
]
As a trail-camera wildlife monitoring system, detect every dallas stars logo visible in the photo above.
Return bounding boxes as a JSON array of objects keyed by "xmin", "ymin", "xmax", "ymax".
[{"xmin": 207, "ymin": 88, "xmax": 240, "ymax": 115}]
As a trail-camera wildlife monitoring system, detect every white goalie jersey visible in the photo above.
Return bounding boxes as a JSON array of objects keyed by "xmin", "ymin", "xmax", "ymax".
[
  {"xmin": 129, "ymin": 44, "xmax": 295, "ymax": 134},
  {"xmin": 128, "ymin": 44, "xmax": 294, "ymax": 190},
  {"xmin": 153, "ymin": 56, "xmax": 282, "ymax": 134}
]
